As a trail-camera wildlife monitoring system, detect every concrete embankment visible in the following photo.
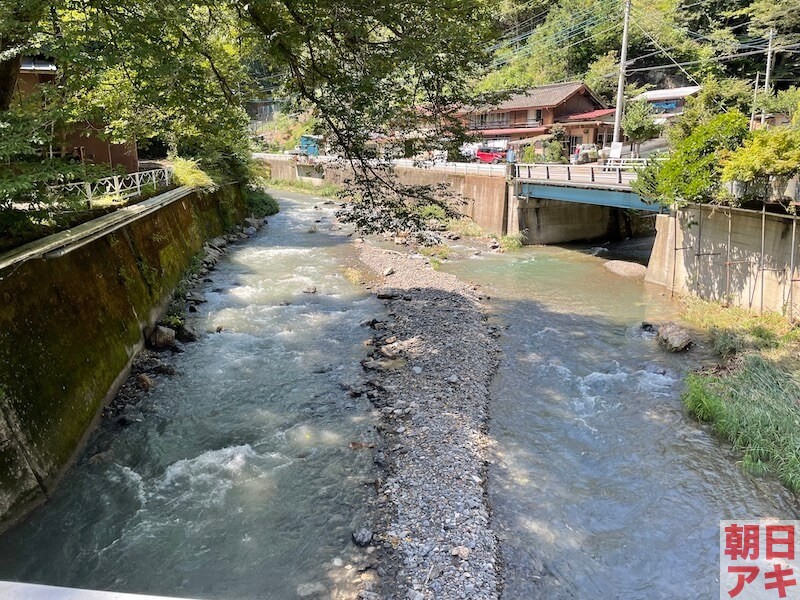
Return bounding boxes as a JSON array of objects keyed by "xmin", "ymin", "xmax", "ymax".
[
  {"xmin": 0, "ymin": 185, "xmax": 247, "ymax": 529},
  {"xmin": 647, "ymin": 205, "xmax": 800, "ymax": 316}
]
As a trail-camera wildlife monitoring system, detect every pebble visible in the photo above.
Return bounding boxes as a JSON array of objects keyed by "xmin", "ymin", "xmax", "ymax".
[{"xmin": 412, "ymin": 366, "xmax": 423, "ymax": 375}]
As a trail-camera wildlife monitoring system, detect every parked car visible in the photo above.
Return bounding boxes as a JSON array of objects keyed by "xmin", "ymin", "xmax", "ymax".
[
  {"xmin": 475, "ymin": 147, "xmax": 507, "ymax": 164},
  {"xmin": 571, "ymin": 143, "xmax": 599, "ymax": 164}
]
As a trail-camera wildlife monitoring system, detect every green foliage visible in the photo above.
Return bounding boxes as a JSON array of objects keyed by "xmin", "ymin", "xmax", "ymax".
[
  {"xmin": 721, "ymin": 127, "xmax": 800, "ymax": 195},
  {"xmin": 243, "ymin": 187, "xmax": 280, "ymax": 218},
  {"xmin": 544, "ymin": 141, "xmax": 566, "ymax": 163},
  {"xmin": 418, "ymin": 204, "xmax": 448, "ymax": 221},
  {"xmin": 520, "ymin": 145, "xmax": 538, "ymax": 164},
  {"xmin": 667, "ymin": 76, "xmax": 753, "ymax": 145},
  {"xmin": 621, "ymin": 100, "xmax": 661, "ymax": 154},
  {"xmin": 257, "ymin": 113, "xmax": 318, "ymax": 152},
  {"xmin": 500, "ymin": 232, "xmax": 526, "ymax": 251},
  {"xmin": 170, "ymin": 157, "xmax": 217, "ymax": 191},
  {"xmin": 448, "ymin": 217, "xmax": 484, "ymax": 237},
  {"xmin": 264, "ymin": 177, "xmax": 341, "ymax": 198},
  {"xmin": 683, "ymin": 355, "xmax": 800, "ymax": 493},
  {"xmin": 479, "ymin": 0, "xmax": 705, "ymax": 93},
  {"xmin": 758, "ymin": 87, "xmax": 800, "ymax": 122},
  {"xmin": 584, "ymin": 51, "xmax": 619, "ymax": 104},
  {"xmin": 639, "ymin": 110, "xmax": 749, "ymax": 206}
]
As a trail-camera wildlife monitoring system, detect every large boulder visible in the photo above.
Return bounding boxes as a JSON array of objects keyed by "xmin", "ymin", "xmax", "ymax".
[
  {"xmin": 657, "ymin": 322, "xmax": 692, "ymax": 352},
  {"xmin": 603, "ymin": 260, "xmax": 647, "ymax": 279},
  {"xmin": 149, "ymin": 325, "xmax": 176, "ymax": 349}
]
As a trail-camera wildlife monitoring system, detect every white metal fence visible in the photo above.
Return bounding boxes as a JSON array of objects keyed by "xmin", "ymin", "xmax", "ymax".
[{"xmin": 48, "ymin": 167, "xmax": 173, "ymax": 208}]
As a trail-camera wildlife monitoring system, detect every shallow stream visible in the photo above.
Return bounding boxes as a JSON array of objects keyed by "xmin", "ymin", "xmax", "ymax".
[
  {"xmin": 0, "ymin": 192, "xmax": 381, "ymax": 599},
  {"xmin": 443, "ymin": 244, "xmax": 799, "ymax": 598}
]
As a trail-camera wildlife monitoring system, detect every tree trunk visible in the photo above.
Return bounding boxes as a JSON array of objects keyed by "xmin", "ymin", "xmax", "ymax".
[{"xmin": 0, "ymin": 49, "xmax": 21, "ymax": 112}]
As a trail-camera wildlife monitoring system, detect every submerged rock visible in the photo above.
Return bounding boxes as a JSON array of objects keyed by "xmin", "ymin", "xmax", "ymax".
[
  {"xmin": 352, "ymin": 527, "xmax": 373, "ymax": 546},
  {"xmin": 296, "ymin": 582, "xmax": 327, "ymax": 598},
  {"xmin": 176, "ymin": 324, "xmax": 199, "ymax": 343},
  {"xmin": 658, "ymin": 322, "xmax": 692, "ymax": 352},
  {"xmin": 603, "ymin": 260, "xmax": 647, "ymax": 279}
]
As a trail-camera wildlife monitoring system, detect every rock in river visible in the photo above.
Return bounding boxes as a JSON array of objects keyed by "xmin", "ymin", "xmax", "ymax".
[
  {"xmin": 149, "ymin": 325, "xmax": 176, "ymax": 349},
  {"xmin": 658, "ymin": 322, "xmax": 692, "ymax": 352},
  {"xmin": 352, "ymin": 527, "xmax": 373, "ymax": 546},
  {"xmin": 603, "ymin": 260, "xmax": 647, "ymax": 279}
]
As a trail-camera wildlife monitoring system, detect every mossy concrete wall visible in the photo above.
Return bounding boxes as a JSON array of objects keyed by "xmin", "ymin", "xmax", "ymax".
[{"xmin": 0, "ymin": 185, "xmax": 246, "ymax": 529}]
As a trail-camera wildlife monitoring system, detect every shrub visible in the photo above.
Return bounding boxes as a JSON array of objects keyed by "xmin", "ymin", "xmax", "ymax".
[
  {"xmin": 244, "ymin": 187, "xmax": 280, "ymax": 217},
  {"xmin": 500, "ymin": 232, "xmax": 526, "ymax": 251},
  {"xmin": 170, "ymin": 156, "xmax": 217, "ymax": 190}
]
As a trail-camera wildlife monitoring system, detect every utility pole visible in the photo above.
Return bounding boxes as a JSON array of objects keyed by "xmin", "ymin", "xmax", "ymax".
[
  {"xmin": 760, "ymin": 28, "xmax": 775, "ymax": 126},
  {"xmin": 612, "ymin": 0, "xmax": 632, "ymax": 143},
  {"xmin": 750, "ymin": 72, "xmax": 760, "ymax": 131}
]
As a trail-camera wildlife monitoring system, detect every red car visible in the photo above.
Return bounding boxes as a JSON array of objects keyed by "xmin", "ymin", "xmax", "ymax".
[{"xmin": 475, "ymin": 147, "xmax": 507, "ymax": 164}]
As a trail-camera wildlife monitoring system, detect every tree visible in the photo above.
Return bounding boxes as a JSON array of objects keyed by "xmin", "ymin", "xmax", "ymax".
[
  {"xmin": 634, "ymin": 110, "xmax": 749, "ymax": 206},
  {"xmin": 721, "ymin": 126, "xmax": 800, "ymax": 201},
  {"xmin": 622, "ymin": 100, "xmax": 661, "ymax": 157}
]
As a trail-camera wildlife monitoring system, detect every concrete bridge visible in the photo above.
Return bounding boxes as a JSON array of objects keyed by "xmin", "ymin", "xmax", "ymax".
[
  {"xmin": 254, "ymin": 155, "xmax": 662, "ymax": 243},
  {"xmin": 513, "ymin": 163, "xmax": 660, "ymax": 212}
]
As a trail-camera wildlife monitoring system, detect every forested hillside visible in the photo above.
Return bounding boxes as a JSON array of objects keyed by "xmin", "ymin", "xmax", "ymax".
[{"xmin": 484, "ymin": 0, "xmax": 800, "ymax": 100}]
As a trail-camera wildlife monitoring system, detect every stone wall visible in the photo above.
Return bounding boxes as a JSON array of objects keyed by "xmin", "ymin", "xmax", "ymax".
[
  {"xmin": 646, "ymin": 206, "xmax": 800, "ymax": 316},
  {"xmin": 0, "ymin": 186, "xmax": 247, "ymax": 529}
]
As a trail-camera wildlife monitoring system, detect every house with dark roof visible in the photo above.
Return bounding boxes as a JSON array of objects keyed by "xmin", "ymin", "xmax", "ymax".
[{"xmin": 465, "ymin": 81, "xmax": 612, "ymax": 155}]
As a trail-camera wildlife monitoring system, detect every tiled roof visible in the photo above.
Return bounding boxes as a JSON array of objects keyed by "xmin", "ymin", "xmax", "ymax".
[{"xmin": 494, "ymin": 81, "xmax": 596, "ymax": 110}]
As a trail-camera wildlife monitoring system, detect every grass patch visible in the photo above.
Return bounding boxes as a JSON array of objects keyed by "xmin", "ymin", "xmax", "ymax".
[
  {"xmin": 499, "ymin": 232, "xmax": 526, "ymax": 252},
  {"xmin": 681, "ymin": 297, "xmax": 800, "ymax": 491},
  {"xmin": 265, "ymin": 177, "xmax": 340, "ymax": 198},
  {"xmin": 448, "ymin": 218, "xmax": 484, "ymax": 237},
  {"xmin": 343, "ymin": 267, "xmax": 365, "ymax": 285},
  {"xmin": 682, "ymin": 298, "xmax": 800, "ymax": 364},
  {"xmin": 243, "ymin": 187, "xmax": 280, "ymax": 218},
  {"xmin": 683, "ymin": 356, "xmax": 800, "ymax": 491},
  {"xmin": 420, "ymin": 245, "xmax": 452, "ymax": 260}
]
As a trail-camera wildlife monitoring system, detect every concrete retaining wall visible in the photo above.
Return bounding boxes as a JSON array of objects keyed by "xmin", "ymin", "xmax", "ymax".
[
  {"xmin": 259, "ymin": 158, "xmax": 510, "ymax": 235},
  {"xmin": 646, "ymin": 206, "xmax": 800, "ymax": 315},
  {"xmin": 0, "ymin": 186, "xmax": 247, "ymax": 529}
]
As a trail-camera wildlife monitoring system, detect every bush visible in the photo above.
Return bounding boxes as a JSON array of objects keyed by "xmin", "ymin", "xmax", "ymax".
[
  {"xmin": 244, "ymin": 187, "xmax": 280, "ymax": 218},
  {"xmin": 170, "ymin": 156, "xmax": 217, "ymax": 190},
  {"xmin": 500, "ymin": 232, "xmax": 526, "ymax": 251}
]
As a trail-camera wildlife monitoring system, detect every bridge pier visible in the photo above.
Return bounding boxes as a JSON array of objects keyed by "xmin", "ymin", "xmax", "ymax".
[{"xmin": 515, "ymin": 197, "xmax": 617, "ymax": 244}]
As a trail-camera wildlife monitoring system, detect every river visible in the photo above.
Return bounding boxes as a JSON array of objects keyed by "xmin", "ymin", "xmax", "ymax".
[
  {"xmin": 442, "ymin": 243, "xmax": 799, "ymax": 599},
  {"xmin": 0, "ymin": 192, "xmax": 382, "ymax": 599},
  {"xmin": 0, "ymin": 191, "xmax": 797, "ymax": 599}
]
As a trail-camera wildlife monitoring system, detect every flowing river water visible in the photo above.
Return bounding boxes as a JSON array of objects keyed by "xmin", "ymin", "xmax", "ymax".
[
  {"xmin": 442, "ymin": 244, "xmax": 799, "ymax": 599},
  {"xmin": 0, "ymin": 192, "xmax": 383, "ymax": 598},
  {"xmin": 1, "ymin": 190, "xmax": 798, "ymax": 599}
]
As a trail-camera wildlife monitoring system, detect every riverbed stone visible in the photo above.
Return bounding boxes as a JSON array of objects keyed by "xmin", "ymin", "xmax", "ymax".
[
  {"xmin": 658, "ymin": 322, "xmax": 692, "ymax": 352},
  {"xmin": 296, "ymin": 582, "xmax": 327, "ymax": 598},
  {"xmin": 603, "ymin": 260, "xmax": 647, "ymax": 279},
  {"xmin": 176, "ymin": 324, "xmax": 199, "ymax": 343},
  {"xmin": 352, "ymin": 528, "xmax": 373, "ymax": 546},
  {"xmin": 148, "ymin": 325, "xmax": 176, "ymax": 349}
]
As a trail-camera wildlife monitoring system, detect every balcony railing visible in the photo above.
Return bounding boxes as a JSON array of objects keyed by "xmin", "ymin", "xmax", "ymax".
[{"xmin": 468, "ymin": 119, "xmax": 542, "ymax": 131}]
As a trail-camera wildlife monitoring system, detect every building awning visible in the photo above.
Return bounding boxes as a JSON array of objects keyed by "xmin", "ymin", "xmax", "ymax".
[
  {"xmin": 20, "ymin": 58, "xmax": 57, "ymax": 73},
  {"xmin": 509, "ymin": 134, "xmax": 554, "ymax": 146},
  {"xmin": 562, "ymin": 108, "xmax": 616, "ymax": 121},
  {"xmin": 471, "ymin": 126, "xmax": 548, "ymax": 136}
]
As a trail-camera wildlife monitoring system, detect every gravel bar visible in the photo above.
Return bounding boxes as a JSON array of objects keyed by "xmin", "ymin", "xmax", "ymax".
[{"xmin": 356, "ymin": 242, "xmax": 502, "ymax": 600}]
